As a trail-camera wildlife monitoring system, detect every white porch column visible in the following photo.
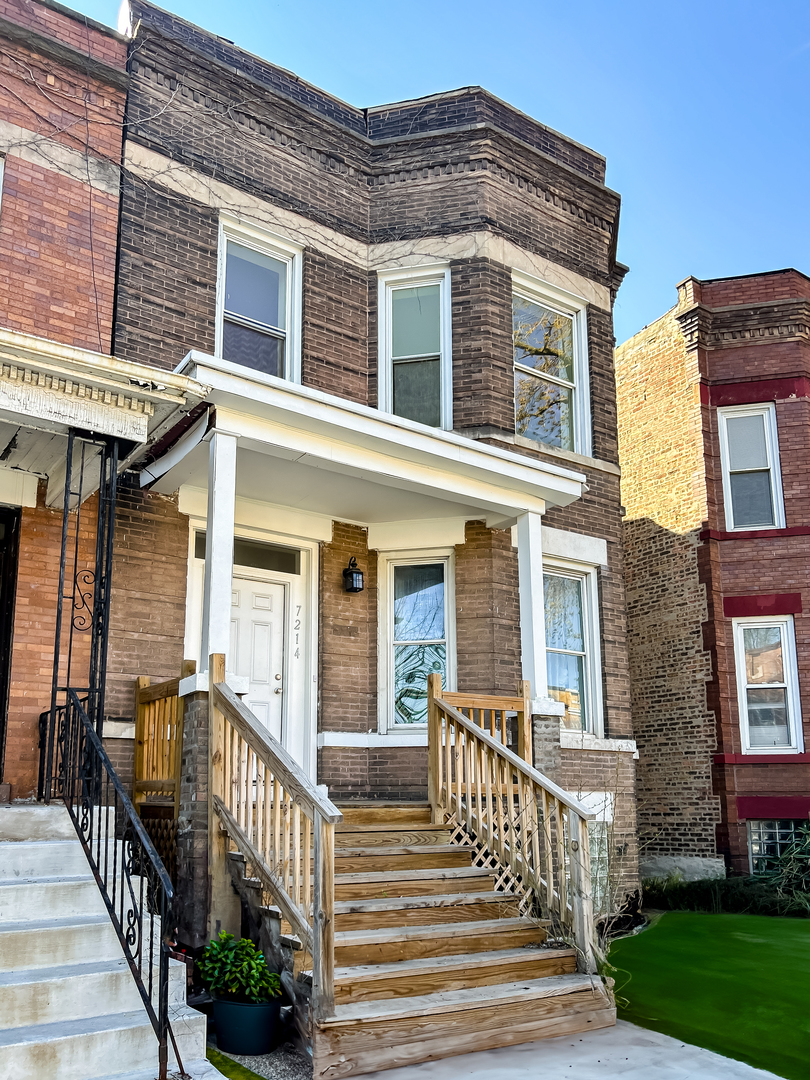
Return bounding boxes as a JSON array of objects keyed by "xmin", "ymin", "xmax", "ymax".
[
  {"xmin": 200, "ymin": 429, "xmax": 237, "ymax": 672},
  {"xmin": 516, "ymin": 511, "xmax": 548, "ymax": 704}
]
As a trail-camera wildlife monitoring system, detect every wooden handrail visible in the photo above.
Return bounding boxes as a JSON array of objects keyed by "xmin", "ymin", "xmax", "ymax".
[
  {"xmin": 435, "ymin": 697, "xmax": 594, "ymax": 819},
  {"xmin": 440, "ymin": 681, "xmax": 533, "ymax": 764},
  {"xmin": 134, "ymin": 666, "xmax": 191, "ymax": 818},
  {"xmin": 428, "ymin": 674, "xmax": 596, "ymax": 972},
  {"xmin": 208, "ymin": 659, "xmax": 342, "ymax": 1022}
]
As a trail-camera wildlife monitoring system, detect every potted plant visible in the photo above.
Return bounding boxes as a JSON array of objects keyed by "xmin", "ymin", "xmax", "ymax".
[{"xmin": 197, "ymin": 931, "xmax": 283, "ymax": 1055}]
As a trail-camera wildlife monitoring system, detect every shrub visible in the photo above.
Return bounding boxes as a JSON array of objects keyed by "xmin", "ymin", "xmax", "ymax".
[{"xmin": 197, "ymin": 932, "xmax": 282, "ymax": 1004}]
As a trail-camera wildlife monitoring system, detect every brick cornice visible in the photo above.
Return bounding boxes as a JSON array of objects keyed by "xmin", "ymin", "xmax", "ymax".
[
  {"xmin": 0, "ymin": 14, "xmax": 128, "ymax": 89},
  {"xmin": 677, "ymin": 298, "xmax": 810, "ymax": 351}
]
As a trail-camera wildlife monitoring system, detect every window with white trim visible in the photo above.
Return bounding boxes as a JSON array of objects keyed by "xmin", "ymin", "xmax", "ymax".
[
  {"xmin": 513, "ymin": 274, "xmax": 590, "ymax": 455},
  {"xmin": 718, "ymin": 404, "xmax": 784, "ymax": 530},
  {"xmin": 216, "ymin": 219, "xmax": 301, "ymax": 381},
  {"xmin": 377, "ymin": 266, "xmax": 452, "ymax": 429},
  {"xmin": 378, "ymin": 551, "xmax": 456, "ymax": 729},
  {"xmin": 543, "ymin": 563, "xmax": 602, "ymax": 733},
  {"xmin": 732, "ymin": 616, "xmax": 803, "ymax": 753}
]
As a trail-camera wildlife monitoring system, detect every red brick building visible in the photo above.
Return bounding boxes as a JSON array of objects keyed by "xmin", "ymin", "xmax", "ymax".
[
  {"xmin": 0, "ymin": 0, "xmax": 202, "ymax": 800},
  {"xmin": 617, "ymin": 269, "xmax": 810, "ymax": 877}
]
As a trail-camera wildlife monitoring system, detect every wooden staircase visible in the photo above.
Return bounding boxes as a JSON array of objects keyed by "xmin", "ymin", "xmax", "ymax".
[
  {"xmin": 206, "ymin": 663, "xmax": 615, "ymax": 1078},
  {"xmin": 313, "ymin": 802, "xmax": 614, "ymax": 1076}
]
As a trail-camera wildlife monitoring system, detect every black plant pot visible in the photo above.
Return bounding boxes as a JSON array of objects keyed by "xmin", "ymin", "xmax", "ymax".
[{"xmin": 212, "ymin": 997, "xmax": 282, "ymax": 1055}]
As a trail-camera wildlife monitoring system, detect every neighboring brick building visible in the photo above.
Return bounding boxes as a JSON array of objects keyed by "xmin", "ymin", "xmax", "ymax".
[
  {"xmin": 114, "ymin": 0, "xmax": 639, "ymax": 908},
  {"xmin": 616, "ymin": 269, "xmax": 810, "ymax": 877},
  {"xmin": 0, "ymin": 0, "xmax": 203, "ymax": 800}
]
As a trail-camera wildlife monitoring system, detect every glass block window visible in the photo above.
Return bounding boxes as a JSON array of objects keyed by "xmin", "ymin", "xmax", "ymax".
[
  {"xmin": 514, "ymin": 295, "xmax": 576, "ymax": 451},
  {"xmin": 733, "ymin": 616, "xmax": 803, "ymax": 752},
  {"xmin": 392, "ymin": 563, "xmax": 447, "ymax": 724},
  {"xmin": 748, "ymin": 819, "xmax": 805, "ymax": 875},
  {"xmin": 719, "ymin": 405, "xmax": 784, "ymax": 530}
]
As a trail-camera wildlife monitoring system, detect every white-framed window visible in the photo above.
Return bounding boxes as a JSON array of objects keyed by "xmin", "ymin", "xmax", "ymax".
[
  {"xmin": 543, "ymin": 560, "xmax": 602, "ymax": 734},
  {"xmin": 216, "ymin": 217, "xmax": 302, "ymax": 382},
  {"xmin": 718, "ymin": 404, "xmax": 785, "ymax": 531},
  {"xmin": 748, "ymin": 819, "xmax": 808, "ymax": 874},
  {"xmin": 512, "ymin": 271, "xmax": 591, "ymax": 455},
  {"xmin": 377, "ymin": 549, "xmax": 456, "ymax": 731},
  {"xmin": 377, "ymin": 265, "xmax": 453, "ymax": 430},
  {"xmin": 732, "ymin": 616, "xmax": 804, "ymax": 753}
]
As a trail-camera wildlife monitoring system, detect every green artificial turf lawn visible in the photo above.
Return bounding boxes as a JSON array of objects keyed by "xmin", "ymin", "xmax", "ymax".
[
  {"xmin": 609, "ymin": 911, "xmax": 810, "ymax": 1080},
  {"xmin": 206, "ymin": 1046, "xmax": 266, "ymax": 1080}
]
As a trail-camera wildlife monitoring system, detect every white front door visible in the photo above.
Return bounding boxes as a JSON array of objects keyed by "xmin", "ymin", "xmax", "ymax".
[{"xmin": 230, "ymin": 575, "xmax": 286, "ymax": 741}]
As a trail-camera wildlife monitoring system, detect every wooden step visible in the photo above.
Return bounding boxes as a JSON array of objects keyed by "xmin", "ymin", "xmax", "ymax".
[
  {"xmin": 334, "ymin": 916, "xmax": 546, "ymax": 966},
  {"xmin": 336, "ymin": 804, "xmax": 432, "ymax": 826},
  {"xmin": 334, "ymin": 866, "xmax": 496, "ymax": 901},
  {"xmin": 313, "ymin": 974, "xmax": 614, "ymax": 1077},
  {"xmin": 333, "ymin": 946, "xmax": 578, "ymax": 1003},
  {"xmin": 335, "ymin": 825, "xmax": 454, "ymax": 848},
  {"xmin": 333, "ymin": 845, "xmax": 471, "ymax": 875},
  {"xmin": 334, "ymin": 892, "xmax": 518, "ymax": 931}
]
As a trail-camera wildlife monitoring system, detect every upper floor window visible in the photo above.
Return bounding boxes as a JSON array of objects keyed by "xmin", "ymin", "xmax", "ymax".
[
  {"xmin": 732, "ymin": 616, "xmax": 803, "ymax": 753},
  {"xmin": 216, "ymin": 218, "xmax": 301, "ymax": 381},
  {"xmin": 377, "ymin": 266, "xmax": 452, "ymax": 429},
  {"xmin": 512, "ymin": 273, "xmax": 590, "ymax": 455},
  {"xmin": 718, "ymin": 404, "xmax": 784, "ymax": 530}
]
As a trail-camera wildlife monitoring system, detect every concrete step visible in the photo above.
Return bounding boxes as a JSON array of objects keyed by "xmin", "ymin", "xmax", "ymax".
[
  {"xmin": 0, "ymin": 875, "xmax": 107, "ymax": 921},
  {"xmin": 0, "ymin": 804, "xmax": 77, "ymax": 842},
  {"xmin": 333, "ymin": 891, "xmax": 519, "ymax": 931},
  {"xmin": 0, "ymin": 1006, "xmax": 206, "ymax": 1080},
  {"xmin": 0, "ymin": 914, "xmax": 121, "ymax": 971},
  {"xmin": 0, "ymin": 956, "xmax": 189, "ymax": 1028},
  {"xmin": 0, "ymin": 839, "xmax": 90, "ymax": 880},
  {"xmin": 94, "ymin": 1061, "xmax": 225, "ymax": 1080}
]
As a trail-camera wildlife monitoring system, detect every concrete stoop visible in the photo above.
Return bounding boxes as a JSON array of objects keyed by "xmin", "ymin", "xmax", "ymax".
[{"xmin": 0, "ymin": 803, "xmax": 213, "ymax": 1079}]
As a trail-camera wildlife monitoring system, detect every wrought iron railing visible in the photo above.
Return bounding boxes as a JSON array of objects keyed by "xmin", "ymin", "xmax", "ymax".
[{"xmin": 47, "ymin": 689, "xmax": 186, "ymax": 1080}]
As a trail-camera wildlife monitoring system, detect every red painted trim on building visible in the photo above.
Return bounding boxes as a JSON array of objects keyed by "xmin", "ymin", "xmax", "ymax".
[
  {"xmin": 701, "ymin": 526, "xmax": 810, "ymax": 542},
  {"xmin": 715, "ymin": 753, "xmax": 810, "ymax": 764},
  {"xmin": 736, "ymin": 795, "xmax": 810, "ymax": 820},
  {"xmin": 707, "ymin": 377, "xmax": 810, "ymax": 407},
  {"xmin": 722, "ymin": 594, "xmax": 802, "ymax": 618}
]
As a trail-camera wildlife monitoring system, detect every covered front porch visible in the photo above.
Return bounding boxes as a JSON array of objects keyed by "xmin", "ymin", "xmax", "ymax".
[{"xmin": 144, "ymin": 351, "xmax": 586, "ymax": 785}]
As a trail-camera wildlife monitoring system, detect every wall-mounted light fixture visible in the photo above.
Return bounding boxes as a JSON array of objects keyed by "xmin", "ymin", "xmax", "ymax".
[{"xmin": 342, "ymin": 556, "xmax": 364, "ymax": 593}]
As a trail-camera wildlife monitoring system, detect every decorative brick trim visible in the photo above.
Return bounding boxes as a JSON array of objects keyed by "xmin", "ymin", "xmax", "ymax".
[
  {"xmin": 714, "ymin": 753, "xmax": 810, "ymax": 764},
  {"xmin": 678, "ymin": 298, "xmax": 810, "ymax": 351},
  {"xmin": 722, "ymin": 593, "xmax": 802, "ymax": 618},
  {"xmin": 701, "ymin": 526, "xmax": 810, "ymax": 542},
  {"xmin": 735, "ymin": 796, "xmax": 810, "ymax": 820},
  {"xmin": 708, "ymin": 376, "xmax": 810, "ymax": 407}
]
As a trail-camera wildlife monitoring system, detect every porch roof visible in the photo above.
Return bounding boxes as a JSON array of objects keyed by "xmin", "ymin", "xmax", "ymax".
[
  {"xmin": 0, "ymin": 328, "xmax": 208, "ymax": 506},
  {"xmin": 150, "ymin": 351, "xmax": 586, "ymax": 529}
]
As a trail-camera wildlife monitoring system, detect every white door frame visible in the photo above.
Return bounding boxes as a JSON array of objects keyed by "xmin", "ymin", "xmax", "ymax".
[{"xmin": 184, "ymin": 519, "xmax": 319, "ymax": 779}]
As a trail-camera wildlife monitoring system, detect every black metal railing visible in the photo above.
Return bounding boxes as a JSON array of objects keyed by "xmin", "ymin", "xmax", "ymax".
[{"xmin": 52, "ymin": 690, "xmax": 187, "ymax": 1080}]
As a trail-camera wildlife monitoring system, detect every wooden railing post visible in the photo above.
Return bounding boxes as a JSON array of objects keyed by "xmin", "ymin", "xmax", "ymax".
[
  {"xmin": 208, "ymin": 653, "xmax": 239, "ymax": 939},
  {"xmin": 568, "ymin": 810, "xmax": 597, "ymax": 973},
  {"xmin": 517, "ymin": 679, "xmax": 532, "ymax": 765},
  {"xmin": 134, "ymin": 676, "xmax": 150, "ymax": 814},
  {"xmin": 312, "ymin": 805, "xmax": 335, "ymax": 1020},
  {"xmin": 427, "ymin": 673, "xmax": 442, "ymax": 823}
]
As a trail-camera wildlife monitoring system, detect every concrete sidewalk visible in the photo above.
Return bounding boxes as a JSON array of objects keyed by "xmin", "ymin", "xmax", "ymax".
[{"xmin": 359, "ymin": 1020, "xmax": 784, "ymax": 1079}]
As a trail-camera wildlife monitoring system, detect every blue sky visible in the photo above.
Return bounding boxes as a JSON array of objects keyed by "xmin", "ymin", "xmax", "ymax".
[{"xmin": 74, "ymin": 1, "xmax": 810, "ymax": 343}]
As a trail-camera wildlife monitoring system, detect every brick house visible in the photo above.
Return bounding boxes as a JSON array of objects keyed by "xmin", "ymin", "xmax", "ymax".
[
  {"xmin": 616, "ymin": 270, "xmax": 810, "ymax": 878},
  {"xmin": 0, "ymin": 0, "xmax": 639, "ymax": 1070},
  {"xmin": 106, "ymin": 0, "xmax": 639, "ymax": 915},
  {"xmin": 0, "ymin": 0, "xmax": 204, "ymax": 803}
]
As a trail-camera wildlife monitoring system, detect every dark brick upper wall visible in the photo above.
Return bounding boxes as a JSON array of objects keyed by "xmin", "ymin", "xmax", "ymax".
[
  {"xmin": 129, "ymin": 1, "xmax": 605, "ymax": 184},
  {"xmin": 367, "ymin": 91, "xmax": 606, "ymax": 184}
]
